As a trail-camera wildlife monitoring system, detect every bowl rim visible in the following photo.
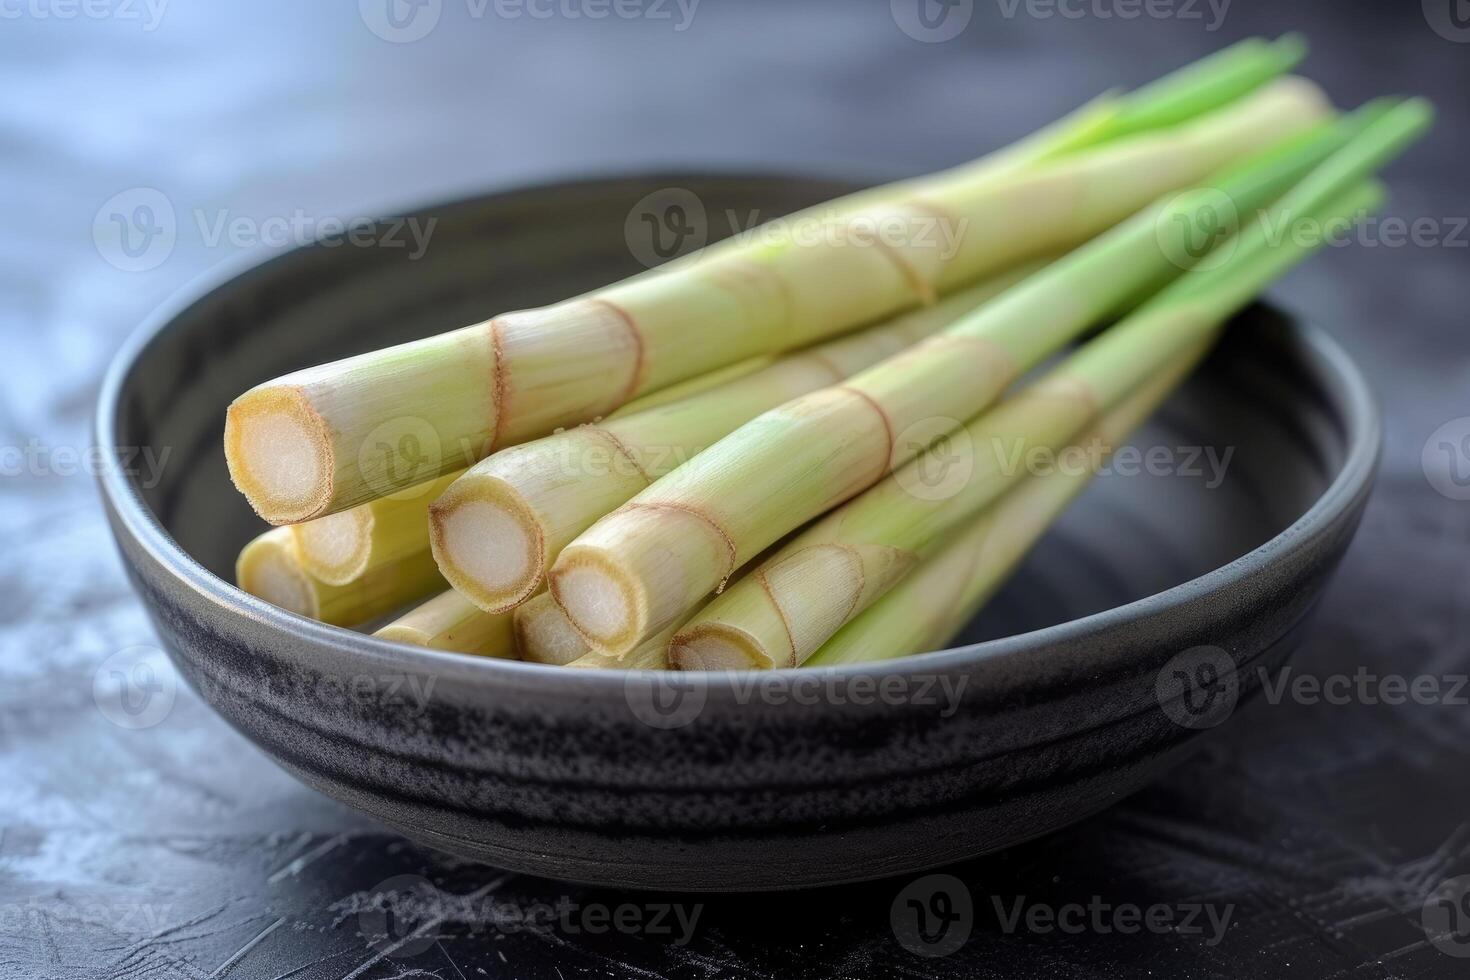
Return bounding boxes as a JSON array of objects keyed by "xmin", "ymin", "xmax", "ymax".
[{"xmin": 95, "ymin": 171, "xmax": 1383, "ymax": 690}]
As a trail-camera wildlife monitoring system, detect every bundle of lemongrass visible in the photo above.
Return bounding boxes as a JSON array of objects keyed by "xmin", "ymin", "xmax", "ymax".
[{"xmin": 229, "ymin": 37, "xmax": 1430, "ymax": 671}]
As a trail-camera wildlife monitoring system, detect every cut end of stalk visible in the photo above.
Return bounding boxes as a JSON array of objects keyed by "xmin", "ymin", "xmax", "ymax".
[
  {"xmin": 547, "ymin": 546, "xmax": 646, "ymax": 655},
  {"xmin": 429, "ymin": 475, "xmax": 544, "ymax": 613},
  {"xmin": 236, "ymin": 529, "xmax": 319, "ymax": 619},
  {"xmin": 375, "ymin": 589, "xmax": 519, "ymax": 657},
  {"xmin": 292, "ymin": 508, "xmax": 373, "ymax": 585},
  {"xmin": 513, "ymin": 595, "xmax": 592, "ymax": 666},
  {"xmin": 224, "ymin": 386, "xmax": 334, "ymax": 525},
  {"xmin": 669, "ymin": 624, "xmax": 774, "ymax": 671},
  {"xmin": 375, "ymin": 621, "xmax": 433, "ymax": 646}
]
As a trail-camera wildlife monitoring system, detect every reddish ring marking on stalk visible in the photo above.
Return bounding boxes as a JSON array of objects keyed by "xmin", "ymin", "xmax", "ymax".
[
  {"xmin": 839, "ymin": 215, "xmax": 935, "ymax": 308},
  {"xmin": 918, "ymin": 333, "xmax": 1022, "ymax": 392},
  {"xmin": 590, "ymin": 298, "xmax": 648, "ymax": 411},
  {"xmin": 834, "ymin": 385, "xmax": 896, "ymax": 487},
  {"xmin": 796, "ymin": 349, "xmax": 848, "ymax": 384},
  {"xmin": 486, "ymin": 317, "xmax": 510, "ymax": 452},
  {"xmin": 620, "ymin": 500, "xmax": 739, "ymax": 585},
  {"xmin": 701, "ymin": 256, "xmax": 796, "ymax": 351},
  {"xmin": 754, "ymin": 567, "xmax": 799, "ymax": 668},
  {"xmin": 864, "ymin": 196, "xmax": 963, "ymax": 306},
  {"xmin": 586, "ymin": 425, "xmax": 653, "ymax": 484}
]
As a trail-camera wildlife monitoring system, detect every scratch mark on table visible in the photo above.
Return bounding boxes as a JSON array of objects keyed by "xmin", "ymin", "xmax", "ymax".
[
  {"xmin": 207, "ymin": 915, "xmax": 285, "ymax": 977},
  {"xmin": 435, "ymin": 940, "xmax": 467, "ymax": 980},
  {"xmin": 339, "ymin": 916, "xmax": 447, "ymax": 980},
  {"xmin": 268, "ymin": 832, "xmax": 353, "ymax": 883}
]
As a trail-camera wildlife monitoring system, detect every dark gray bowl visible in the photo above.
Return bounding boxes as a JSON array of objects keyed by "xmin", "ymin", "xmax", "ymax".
[{"xmin": 97, "ymin": 174, "xmax": 1380, "ymax": 891}]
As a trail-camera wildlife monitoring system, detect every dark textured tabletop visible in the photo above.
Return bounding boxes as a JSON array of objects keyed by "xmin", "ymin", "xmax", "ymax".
[{"xmin": 3, "ymin": 1, "xmax": 1468, "ymax": 977}]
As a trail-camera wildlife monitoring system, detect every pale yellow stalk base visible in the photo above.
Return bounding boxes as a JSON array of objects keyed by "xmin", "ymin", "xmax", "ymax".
[
  {"xmin": 667, "ymin": 373, "xmax": 1106, "ymax": 669},
  {"xmin": 236, "ymin": 528, "xmax": 319, "ymax": 618},
  {"xmin": 513, "ymin": 591, "xmax": 601, "ymax": 666},
  {"xmin": 374, "ymin": 590, "xmax": 517, "ymax": 658},
  {"xmin": 567, "ymin": 628, "xmax": 675, "ymax": 670},
  {"xmin": 225, "ymin": 326, "xmax": 497, "ymax": 524},
  {"xmin": 293, "ymin": 470, "xmax": 462, "ymax": 585},
  {"xmin": 513, "ymin": 591, "xmax": 677, "ymax": 669},
  {"xmin": 236, "ymin": 527, "xmax": 445, "ymax": 627},
  {"xmin": 432, "ymin": 273, "xmax": 1029, "ymax": 615},
  {"xmin": 224, "ymin": 388, "xmax": 334, "ymax": 525},
  {"xmin": 517, "ymin": 593, "xmax": 678, "ymax": 669}
]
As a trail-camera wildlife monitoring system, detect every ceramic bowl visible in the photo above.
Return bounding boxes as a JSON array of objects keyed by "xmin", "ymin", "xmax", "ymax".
[{"xmin": 97, "ymin": 174, "xmax": 1380, "ymax": 890}]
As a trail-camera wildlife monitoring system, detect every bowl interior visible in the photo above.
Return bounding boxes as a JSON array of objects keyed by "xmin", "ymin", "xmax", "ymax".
[{"xmin": 110, "ymin": 174, "xmax": 1346, "ymax": 647}]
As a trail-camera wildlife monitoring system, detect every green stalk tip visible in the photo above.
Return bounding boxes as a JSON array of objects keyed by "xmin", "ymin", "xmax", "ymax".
[{"xmin": 1269, "ymin": 33, "xmax": 1308, "ymax": 67}]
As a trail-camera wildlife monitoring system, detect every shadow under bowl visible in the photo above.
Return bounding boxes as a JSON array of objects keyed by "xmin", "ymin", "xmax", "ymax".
[{"xmin": 97, "ymin": 173, "xmax": 1380, "ymax": 891}]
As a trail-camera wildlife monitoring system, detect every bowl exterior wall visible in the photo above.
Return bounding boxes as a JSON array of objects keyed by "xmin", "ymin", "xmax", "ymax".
[{"xmin": 97, "ymin": 175, "xmax": 1380, "ymax": 890}]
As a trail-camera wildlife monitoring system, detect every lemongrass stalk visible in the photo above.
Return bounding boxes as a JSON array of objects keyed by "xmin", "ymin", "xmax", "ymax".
[
  {"xmin": 430, "ymin": 268, "xmax": 1035, "ymax": 613},
  {"xmin": 1104, "ymin": 35, "xmax": 1305, "ymax": 138},
  {"xmin": 651, "ymin": 98, "xmax": 1117, "ymax": 285},
  {"xmin": 549, "ymin": 110, "xmax": 1353, "ymax": 655},
  {"xmin": 693, "ymin": 35, "xmax": 1305, "ymax": 251},
  {"xmin": 611, "ymin": 356, "xmax": 775, "ymax": 415},
  {"xmin": 514, "ymin": 591, "xmax": 677, "ymax": 669},
  {"xmin": 1067, "ymin": 100, "xmax": 1430, "ymax": 397},
  {"xmin": 292, "ymin": 470, "xmax": 462, "ymax": 585},
  {"xmin": 513, "ymin": 592, "xmax": 600, "ymax": 666},
  {"xmin": 810, "ymin": 131, "xmax": 1398, "ymax": 669},
  {"xmin": 671, "ymin": 177, "xmax": 1391, "ymax": 670},
  {"xmin": 225, "ymin": 78, "xmax": 1327, "ymax": 525},
  {"xmin": 284, "ymin": 353, "xmax": 761, "ymax": 592},
  {"xmin": 806, "ymin": 337, "xmax": 1216, "ymax": 666},
  {"xmin": 280, "ymin": 356, "xmax": 785, "ymax": 590},
  {"xmin": 566, "ymin": 633, "xmax": 673, "ymax": 671},
  {"xmin": 236, "ymin": 528, "xmax": 444, "ymax": 627},
  {"xmin": 374, "ymin": 590, "xmax": 517, "ymax": 658}
]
